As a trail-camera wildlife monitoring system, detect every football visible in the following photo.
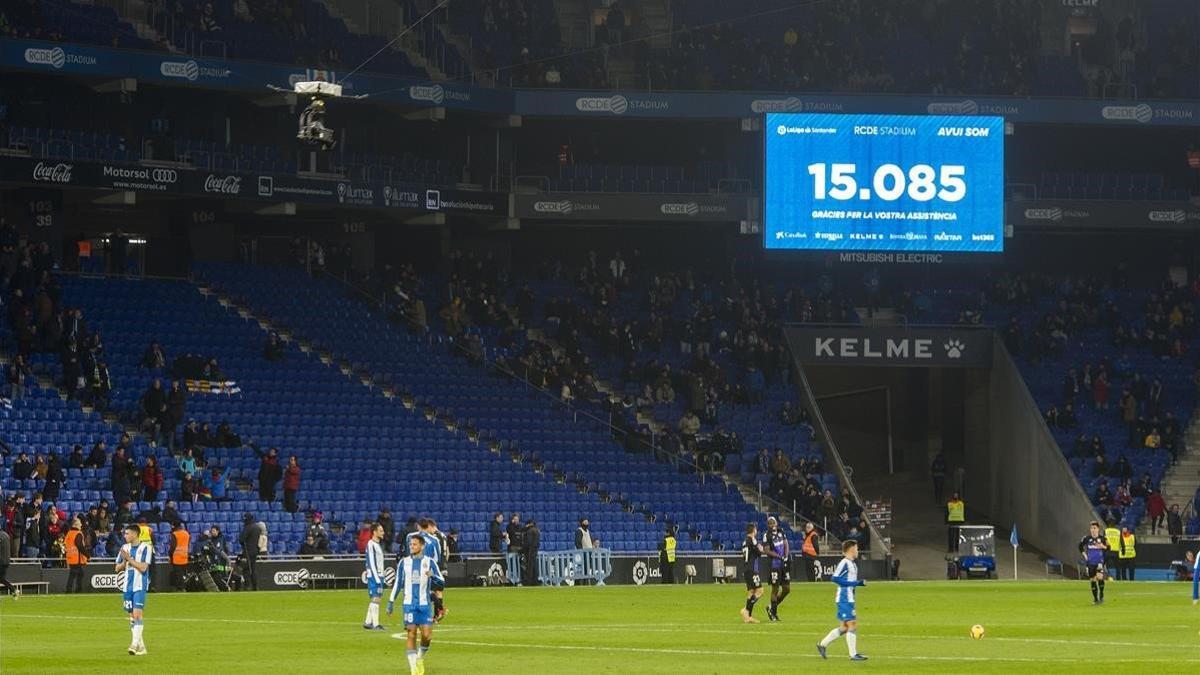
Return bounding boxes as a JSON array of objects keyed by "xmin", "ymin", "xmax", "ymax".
[{"xmin": 970, "ymin": 624, "xmax": 986, "ymax": 640}]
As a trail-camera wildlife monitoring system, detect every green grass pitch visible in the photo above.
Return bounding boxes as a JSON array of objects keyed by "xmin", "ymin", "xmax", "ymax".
[{"xmin": 2, "ymin": 581, "xmax": 1198, "ymax": 673}]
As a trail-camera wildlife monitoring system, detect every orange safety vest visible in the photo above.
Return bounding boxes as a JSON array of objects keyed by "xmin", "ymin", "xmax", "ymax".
[
  {"xmin": 64, "ymin": 529, "xmax": 86, "ymax": 565},
  {"xmin": 802, "ymin": 531, "xmax": 819, "ymax": 557},
  {"xmin": 172, "ymin": 530, "xmax": 191, "ymax": 565}
]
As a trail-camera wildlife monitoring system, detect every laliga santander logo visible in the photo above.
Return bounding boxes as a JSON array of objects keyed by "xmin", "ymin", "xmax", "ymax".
[
  {"xmin": 160, "ymin": 59, "xmax": 200, "ymax": 81},
  {"xmin": 409, "ymin": 85, "xmax": 445, "ymax": 104},
  {"xmin": 33, "ymin": 162, "xmax": 74, "ymax": 184},
  {"xmin": 751, "ymin": 97, "xmax": 803, "ymax": 113},
  {"xmin": 274, "ymin": 568, "xmax": 311, "ymax": 588},
  {"xmin": 91, "ymin": 572, "xmax": 126, "ymax": 591},
  {"xmin": 337, "ymin": 183, "xmax": 348, "ymax": 203},
  {"xmin": 575, "ymin": 95, "xmax": 628, "ymax": 115},
  {"xmin": 24, "ymin": 47, "xmax": 66, "ymax": 69},
  {"xmin": 203, "ymin": 174, "xmax": 242, "ymax": 195}
]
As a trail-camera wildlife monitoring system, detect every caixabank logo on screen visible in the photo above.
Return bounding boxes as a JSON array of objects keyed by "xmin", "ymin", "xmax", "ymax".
[{"xmin": 23, "ymin": 47, "xmax": 97, "ymax": 70}]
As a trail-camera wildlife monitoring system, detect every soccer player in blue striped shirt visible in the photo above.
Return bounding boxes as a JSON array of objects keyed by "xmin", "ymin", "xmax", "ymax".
[
  {"xmin": 817, "ymin": 540, "xmax": 868, "ymax": 662},
  {"xmin": 388, "ymin": 534, "xmax": 444, "ymax": 675},
  {"xmin": 363, "ymin": 523, "xmax": 387, "ymax": 630},
  {"xmin": 115, "ymin": 524, "xmax": 152, "ymax": 656},
  {"xmin": 405, "ymin": 518, "xmax": 447, "ymax": 621}
]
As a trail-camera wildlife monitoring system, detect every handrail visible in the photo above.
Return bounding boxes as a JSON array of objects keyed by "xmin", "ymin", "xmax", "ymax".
[{"xmin": 791, "ymin": 359, "xmax": 892, "ymax": 556}]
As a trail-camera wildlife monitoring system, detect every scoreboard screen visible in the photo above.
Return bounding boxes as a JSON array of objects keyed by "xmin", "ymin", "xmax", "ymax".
[{"xmin": 763, "ymin": 113, "xmax": 1005, "ymax": 253}]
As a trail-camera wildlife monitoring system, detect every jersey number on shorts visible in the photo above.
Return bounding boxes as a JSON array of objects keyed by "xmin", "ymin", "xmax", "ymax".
[
  {"xmin": 405, "ymin": 612, "xmax": 414, "ymax": 624},
  {"xmin": 752, "ymin": 574, "xmax": 761, "ymax": 586},
  {"xmin": 123, "ymin": 600, "xmax": 133, "ymax": 612}
]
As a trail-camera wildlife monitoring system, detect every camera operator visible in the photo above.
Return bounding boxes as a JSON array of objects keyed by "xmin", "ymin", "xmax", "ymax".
[{"xmin": 198, "ymin": 525, "xmax": 231, "ymax": 591}]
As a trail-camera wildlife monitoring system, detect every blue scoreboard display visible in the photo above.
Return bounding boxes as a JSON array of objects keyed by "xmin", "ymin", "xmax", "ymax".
[{"xmin": 763, "ymin": 113, "xmax": 1005, "ymax": 253}]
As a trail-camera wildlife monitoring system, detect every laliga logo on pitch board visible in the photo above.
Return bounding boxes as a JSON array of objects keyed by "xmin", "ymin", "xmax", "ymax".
[
  {"xmin": 1101, "ymin": 104, "xmax": 1154, "ymax": 124},
  {"xmin": 409, "ymin": 85, "xmax": 445, "ymax": 105},
  {"xmin": 160, "ymin": 59, "xmax": 201, "ymax": 81},
  {"xmin": 750, "ymin": 97, "xmax": 803, "ymax": 114},
  {"xmin": 574, "ymin": 95, "xmax": 629, "ymax": 115},
  {"xmin": 24, "ymin": 47, "xmax": 67, "ymax": 69},
  {"xmin": 91, "ymin": 573, "xmax": 126, "ymax": 591}
]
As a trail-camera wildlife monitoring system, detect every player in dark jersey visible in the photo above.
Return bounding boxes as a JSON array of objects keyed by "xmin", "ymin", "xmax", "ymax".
[
  {"xmin": 1079, "ymin": 521, "xmax": 1110, "ymax": 605},
  {"xmin": 740, "ymin": 523, "xmax": 765, "ymax": 624},
  {"xmin": 761, "ymin": 516, "xmax": 791, "ymax": 622}
]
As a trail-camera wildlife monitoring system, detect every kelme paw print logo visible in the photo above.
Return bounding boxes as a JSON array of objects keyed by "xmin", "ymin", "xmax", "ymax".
[{"xmin": 944, "ymin": 340, "xmax": 965, "ymax": 359}]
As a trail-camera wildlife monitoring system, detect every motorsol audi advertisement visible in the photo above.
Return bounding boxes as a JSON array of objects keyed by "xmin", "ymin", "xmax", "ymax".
[{"xmin": 0, "ymin": 155, "xmax": 507, "ymax": 216}]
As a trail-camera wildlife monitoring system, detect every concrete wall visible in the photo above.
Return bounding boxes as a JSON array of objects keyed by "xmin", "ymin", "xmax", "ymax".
[{"xmin": 973, "ymin": 334, "xmax": 1099, "ymax": 569}]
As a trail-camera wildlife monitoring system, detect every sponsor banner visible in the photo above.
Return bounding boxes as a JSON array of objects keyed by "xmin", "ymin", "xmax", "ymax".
[
  {"xmin": 184, "ymin": 379, "xmax": 242, "ymax": 395},
  {"xmin": 1009, "ymin": 200, "xmax": 1200, "ymax": 229},
  {"xmin": 462, "ymin": 553, "xmax": 891, "ymax": 585},
  {"xmin": 516, "ymin": 193, "xmax": 748, "ymax": 222},
  {"xmin": 3, "ymin": 39, "xmax": 1200, "ymax": 125},
  {"xmin": 0, "ymin": 156, "xmax": 505, "ymax": 215},
  {"xmin": 786, "ymin": 325, "xmax": 994, "ymax": 368}
]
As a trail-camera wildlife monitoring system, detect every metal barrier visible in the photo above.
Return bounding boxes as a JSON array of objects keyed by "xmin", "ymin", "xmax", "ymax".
[{"xmin": 537, "ymin": 548, "xmax": 613, "ymax": 587}]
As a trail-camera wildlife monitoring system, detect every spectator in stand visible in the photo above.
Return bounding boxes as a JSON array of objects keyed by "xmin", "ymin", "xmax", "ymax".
[
  {"xmin": 141, "ymin": 456, "xmax": 163, "ymax": 502},
  {"xmin": 140, "ymin": 379, "xmax": 167, "ymax": 441},
  {"xmin": 205, "ymin": 466, "xmax": 227, "ymax": 501},
  {"xmin": 1168, "ymin": 504, "xmax": 1183, "ymax": 544},
  {"xmin": 264, "ymin": 333, "xmax": 285, "ymax": 361},
  {"xmin": 306, "ymin": 513, "xmax": 329, "ymax": 551},
  {"xmin": 141, "ymin": 342, "xmax": 166, "ymax": 369},
  {"xmin": 42, "ymin": 453, "xmax": 64, "ymax": 503},
  {"xmin": 11, "ymin": 452, "xmax": 32, "ymax": 480},
  {"xmin": 283, "ymin": 455, "xmax": 301, "ymax": 513},
  {"xmin": 67, "ymin": 444, "xmax": 85, "ymax": 470},
  {"xmin": 506, "ymin": 513, "xmax": 523, "ymax": 556},
  {"xmin": 180, "ymin": 472, "xmax": 198, "ymax": 503},
  {"xmin": 489, "ymin": 512, "xmax": 505, "ymax": 553},
  {"xmin": 678, "ymin": 410, "xmax": 700, "ymax": 451},
  {"xmin": 177, "ymin": 447, "xmax": 197, "ymax": 479},
  {"xmin": 85, "ymin": 441, "xmax": 106, "ymax": 469},
  {"xmin": 376, "ymin": 509, "xmax": 395, "ymax": 552},
  {"xmin": 1144, "ymin": 428, "xmax": 1162, "ymax": 450},
  {"xmin": 165, "ymin": 380, "xmax": 187, "ymax": 450},
  {"xmin": 253, "ymin": 446, "xmax": 282, "ymax": 502},
  {"xmin": 770, "ymin": 450, "xmax": 791, "ymax": 475},
  {"xmin": 1092, "ymin": 371, "xmax": 1110, "ymax": 410},
  {"xmin": 1142, "ymin": 485, "xmax": 1161, "ymax": 533},
  {"xmin": 89, "ymin": 361, "xmax": 112, "ymax": 412},
  {"xmin": 6, "ymin": 354, "xmax": 30, "ymax": 401},
  {"xmin": 60, "ymin": 343, "xmax": 81, "ymax": 399},
  {"xmin": 299, "ymin": 534, "xmax": 322, "ymax": 555},
  {"xmin": 33, "ymin": 454, "xmax": 47, "ymax": 480},
  {"xmin": 575, "ymin": 518, "xmax": 593, "ymax": 550},
  {"xmin": 1059, "ymin": 403, "xmax": 1078, "ymax": 429}
]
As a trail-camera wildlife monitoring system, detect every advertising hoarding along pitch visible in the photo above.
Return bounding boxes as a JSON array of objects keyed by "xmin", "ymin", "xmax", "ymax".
[{"xmin": 764, "ymin": 113, "xmax": 1005, "ymax": 253}]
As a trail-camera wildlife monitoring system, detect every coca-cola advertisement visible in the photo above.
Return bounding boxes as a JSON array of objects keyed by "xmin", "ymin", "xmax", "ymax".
[
  {"xmin": 32, "ymin": 161, "xmax": 73, "ymax": 184},
  {"xmin": 203, "ymin": 174, "xmax": 242, "ymax": 195}
]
